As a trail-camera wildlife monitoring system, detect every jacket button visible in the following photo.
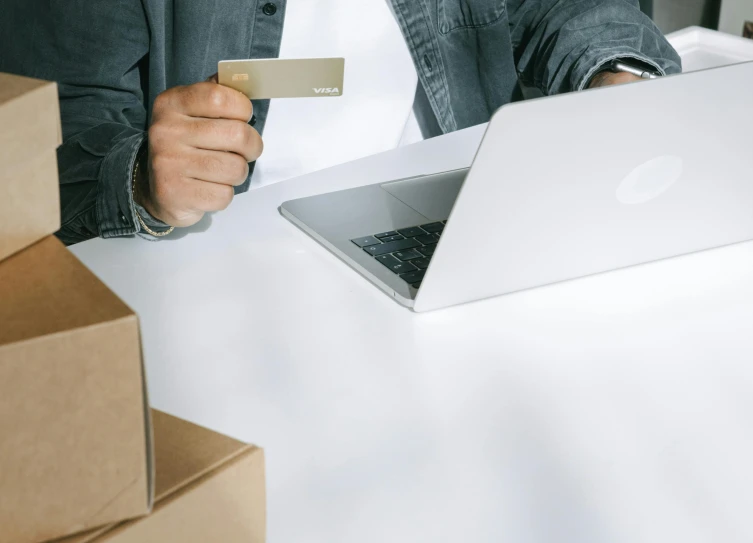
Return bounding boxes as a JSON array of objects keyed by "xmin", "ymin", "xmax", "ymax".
[{"xmin": 262, "ymin": 3, "xmax": 277, "ymax": 15}]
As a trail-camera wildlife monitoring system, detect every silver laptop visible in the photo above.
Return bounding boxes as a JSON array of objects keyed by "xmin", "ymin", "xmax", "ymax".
[{"xmin": 281, "ymin": 61, "xmax": 753, "ymax": 312}]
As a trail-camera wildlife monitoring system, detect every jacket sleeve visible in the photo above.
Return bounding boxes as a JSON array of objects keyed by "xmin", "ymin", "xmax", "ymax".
[
  {"xmin": 0, "ymin": 0, "xmax": 159, "ymax": 245},
  {"xmin": 507, "ymin": 0, "xmax": 682, "ymax": 96}
]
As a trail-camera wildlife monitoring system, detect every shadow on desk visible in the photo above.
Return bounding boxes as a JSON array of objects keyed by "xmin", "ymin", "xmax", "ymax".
[{"xmin": 162, "ymin": 212, "xmax": 213, "ymax": 241}]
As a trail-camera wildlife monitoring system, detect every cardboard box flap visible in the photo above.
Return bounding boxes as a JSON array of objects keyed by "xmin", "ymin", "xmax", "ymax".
[
  {"xmin": 0, "ymin": 72, "xmax": 62, "ymax": 171},
  {"xmin": 151, "ymin": 411, "xmax": 253, "ymax": 501},
  {"xmin": 0, "ymin": 237, "xmax": 134, "ymax": 347},
  {"xmin": 52, "ymin": 412, "xmax": 258, "ymax": 543}
]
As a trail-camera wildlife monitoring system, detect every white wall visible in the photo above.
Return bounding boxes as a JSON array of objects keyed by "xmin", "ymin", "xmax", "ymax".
[
  {"xmin": 252, "ymin": 0, "xmax": 418, "ymax": 188},
  {"xmin": 653, "ymin": 0, "xmax": 721, "ymax": 33},
  {"xmin": 718, "ymin": 0, "xmax": 753, "ymax": 36}
]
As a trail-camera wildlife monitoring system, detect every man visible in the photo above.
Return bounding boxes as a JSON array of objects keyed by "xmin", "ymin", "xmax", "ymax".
[{"xmin": 0, "ymin": 0, "xmax": 681, "ymax": 245}]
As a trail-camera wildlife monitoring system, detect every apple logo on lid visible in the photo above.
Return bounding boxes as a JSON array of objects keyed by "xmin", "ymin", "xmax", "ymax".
[{"xmin": 616, "ymin": 155, "xmax": 684, "ymax": 205}]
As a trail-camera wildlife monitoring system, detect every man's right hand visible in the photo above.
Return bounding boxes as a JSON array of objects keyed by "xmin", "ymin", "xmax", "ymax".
[{"xmin": 134, "ymin": 80, "xmax": 262, "ymax": 227}]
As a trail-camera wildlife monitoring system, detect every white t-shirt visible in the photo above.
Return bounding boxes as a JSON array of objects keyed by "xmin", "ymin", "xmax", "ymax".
[{"xmin": 250, "ymin": 0, "xmax": 418, "ymax": 188}]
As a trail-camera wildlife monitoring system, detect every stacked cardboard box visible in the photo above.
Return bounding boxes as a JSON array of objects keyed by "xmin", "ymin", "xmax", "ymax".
[
  {"xmin": 0, "ymin": 237, "xmax": 154, "ymax": 543},
  {"xmin": 0, "ymin": 73, "xmax": 62, "ymax": 262},
  {"xmin": 0, "ymin": 73, "xmax": 266, "ymax": 542},
  {"xmin": 0, "ymin": 72, "xmax": 153, "ymax": 543}
]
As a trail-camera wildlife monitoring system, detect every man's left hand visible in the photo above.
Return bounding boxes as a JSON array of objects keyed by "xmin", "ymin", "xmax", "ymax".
[{"xmin": 588, "ymin": 71, "xmax": 643, "ymax": 88}]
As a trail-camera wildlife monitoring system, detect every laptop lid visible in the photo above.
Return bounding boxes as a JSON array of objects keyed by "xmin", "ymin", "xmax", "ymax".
[{"xmin": 414, "ymin": 61, "xmax": 753, "ymax": 312}]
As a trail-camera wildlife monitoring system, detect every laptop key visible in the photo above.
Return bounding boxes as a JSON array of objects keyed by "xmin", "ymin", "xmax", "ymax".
[
  {"xmin": 378, "ymin": 234, "xmax": 405, "ymax": 243},
  {"xmin": 420, "ymin": 222, "xmax": 444, "ymax": 234},
  {"xmin": 397, "ymin": 226, "xmax": 425, "ymax": 238},
  {"xmin": 375, "ymin": 231, "xmax": 399, "ymax": 239},
  {"xmin": 412, "ymin": 257, "xmax": 430, "ymax": 270},
  {"xmin": 415, "ymin": 233, "xmax": 439, "ymax": 245},
  {"xmin": 399, "ymin": 270, "xmax": 425, "ymax": 284},
  {"xmin": 393, "ymin": 248, "xmax": 422, "ymax": 261},
  {"xmin": 351, "ymin": 236, "xmax": 381, "ymax": 248},
  {"xmin": 376, "ymin": 254, "xmax": 418, "ymax": 274},
  {"xmin": 363, "ymin": 237, "xmax": 421, "ymax": 256},
  {"xmin": 417, "ymin": 245, "xmax": 436, "ymax": 257}
]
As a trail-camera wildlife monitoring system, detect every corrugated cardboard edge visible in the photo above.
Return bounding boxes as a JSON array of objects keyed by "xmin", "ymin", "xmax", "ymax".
[
  {"xmin": 65, "ymin": 446, "xmax": 263, "ymax": 542},
  {"xmin": 137, "ymin": 322, "xmax": 156, "ymax": 512}
]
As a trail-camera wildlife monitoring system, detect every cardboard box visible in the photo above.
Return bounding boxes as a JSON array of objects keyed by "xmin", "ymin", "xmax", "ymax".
[
  {"xmin": 0, "ymin": 237, "xmax": 153, "ymax": 543},
  {"xmin": 54, "ymin": 410, "xmax": 266, "ymax": 543},
  {"xmin": 0, "ymin": 72, "xmax": 62, "ymax": 262}
]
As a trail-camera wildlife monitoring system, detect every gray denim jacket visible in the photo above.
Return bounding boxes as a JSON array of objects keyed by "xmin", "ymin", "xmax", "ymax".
[{"xmin": 0, "ymin": 0, "xmax": 680, "ymax": 244}]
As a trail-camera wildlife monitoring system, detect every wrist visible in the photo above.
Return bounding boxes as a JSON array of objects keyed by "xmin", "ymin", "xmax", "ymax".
[
  {"xmin": 588, "ymin": 70, "xmax": 642, "ymax": 88},
  {"xmin": 131, "ymin": 143, "xmax": 175, "ymax": 236},
  {"xmin": 132, "ymin": 144, "xmax": 152, "ymax": 211}
]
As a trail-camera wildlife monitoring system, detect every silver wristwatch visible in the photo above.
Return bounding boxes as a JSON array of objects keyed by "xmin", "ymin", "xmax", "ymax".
[{"xmin": 604, "ymin": 58, "xmax": 662, "ymax": 80}]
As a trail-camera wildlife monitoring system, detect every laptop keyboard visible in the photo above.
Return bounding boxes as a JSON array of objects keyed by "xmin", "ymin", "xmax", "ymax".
[{"xmin": 351, "ymin": 221, "xmax": 445, "ymax": 289}]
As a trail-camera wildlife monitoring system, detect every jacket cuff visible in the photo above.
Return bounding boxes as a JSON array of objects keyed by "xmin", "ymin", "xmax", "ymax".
[{"xmin": 95, "ymin": 131, "xmax": 145, "ymax": 238}]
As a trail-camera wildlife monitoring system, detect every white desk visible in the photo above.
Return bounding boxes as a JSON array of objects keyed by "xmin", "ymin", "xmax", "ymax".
[{"xmin": 71, "ymin": 120, "xmax": 753, "ymax": 542}]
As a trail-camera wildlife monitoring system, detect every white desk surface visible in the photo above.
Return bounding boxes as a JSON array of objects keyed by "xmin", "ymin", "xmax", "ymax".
[{"xmin": 71, "ymin": 121, "xmax": 753, "ymax": 542}]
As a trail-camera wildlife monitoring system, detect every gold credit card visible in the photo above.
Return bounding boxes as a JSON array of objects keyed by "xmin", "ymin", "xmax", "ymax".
[{"xmin": 218, "ymin": 57, "xmax": 345, "ymax": 99}]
